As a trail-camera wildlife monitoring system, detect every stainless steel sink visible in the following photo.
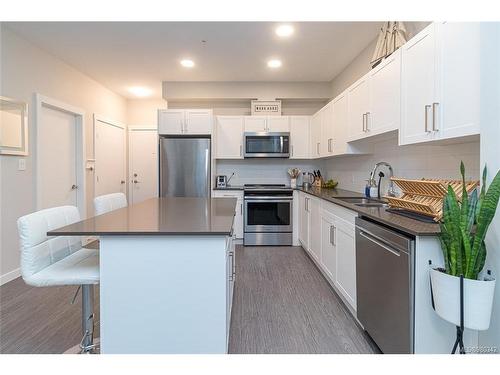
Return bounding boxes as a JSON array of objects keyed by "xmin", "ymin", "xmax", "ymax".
[{"xmin": 336, "ymin": 197, "xmax": 388, "ymax": 208}]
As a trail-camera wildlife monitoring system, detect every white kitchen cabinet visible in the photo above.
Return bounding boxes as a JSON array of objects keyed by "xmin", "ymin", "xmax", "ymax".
[
  {"xmin": 158, "ymin": 109, "xmax": 184, "ymax": 135},
  {"xmin": 289, "ymin": 116, "xmax": 310, "ymax": 159},
  {"xmin": 401, "ymin": 22, "xmax": 480, "ymax": 146},
  {"xmin": 437, "ymin": 22, "xmax": 480, "ymax": 140},
  {"xmin": 298, "ymin": 192, "xmax": 310, "ymax": 249},
  {"xmin": 158, "ymin": 109, "xmax": 212, "ymax": 135},
  {"xmin": 215, "ymin": 116, "xmax": 244, "ymax": 159},
  {"xmin": 321, "ymin": 101, "xmax": 334, "ymax": 157},
  {"xmin": 225, "ymin": 235, "xmax": 235, "ymax": 349},
  {"xmin": 308, "ymin": 197, "xmax": 321, "ymax": 262},
  {"xmin": 320, "ymin": 210, "xmax": 336, "ymax": 280},
  {"xmin": 332, "ymin": 92, "xmax": 349, "ymax": 155},
  {"xmin": 334, "ymin": 217, "xmax": 357, "ymax": 310},
  {"xmin": 310, "ymin": 111, "xmax": 321, "ymax": 158},
  {"xmin": 400, "ymin": 24, "xmax": 438, "ymax": 145},
  {"xmin": 244, "ymin": 116, "xmax": 267, "ymax": 132},
  {"xmin": 212, "ymin": 190, "xmax": 244, "ymax": 239},
  {"xmin": 368, "ymin": 48, "xmax": 401, "ymax": 136},
  {"xmin": 347, "ymin": 75, "xmax": 370, "ymax": 141},
  {"xmin": 267, "ymin": 116, "xmax": 290, "ymax": 132}
]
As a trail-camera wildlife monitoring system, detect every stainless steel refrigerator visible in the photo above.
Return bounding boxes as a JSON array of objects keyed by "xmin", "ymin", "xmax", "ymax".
[{"xmin": 159, "ymin": 136, "xmax": 211, "ymax": 197}]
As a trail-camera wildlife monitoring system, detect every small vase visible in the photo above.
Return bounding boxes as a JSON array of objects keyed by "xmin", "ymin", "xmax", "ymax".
[
  {"xmin": 430, "ymin": 267, "xmax": 496, "ymax": 331},
  {"xmin": 290, "ymin": 178, "xmax": 297, "ymax": 188}
]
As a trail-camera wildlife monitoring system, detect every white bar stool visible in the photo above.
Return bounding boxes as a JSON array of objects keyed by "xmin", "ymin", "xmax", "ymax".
[
  {"xmin": 17, "ymin": 206, "xmax": 99, "ymax": 353},
  {"xmin": 94, "ymin": 192, "xmax": 128, "ymax": 216}
]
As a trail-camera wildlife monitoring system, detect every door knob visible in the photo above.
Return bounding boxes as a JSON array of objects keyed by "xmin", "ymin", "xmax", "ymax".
[
  {"xmin": 120, "ymin": 180, "xmax": 125, "ymax": 184},
  {"xmin": 134, "ymin": 173, "xmax": 138, "ymax": 177},
  {"xmin": 133, "ymin": 180, "xmax": 140, "ymax": 184},
  {"xmin": 71, "ymin": 184, "xmax": 77, "ymax": 190}
]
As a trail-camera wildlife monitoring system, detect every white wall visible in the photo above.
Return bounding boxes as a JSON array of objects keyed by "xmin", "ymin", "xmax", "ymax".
[
  {"xmin": 0, "ymin": 25, "xmax": 127, "ymax": 283},
  {"xmin": 324, "ymin": 135, "xmax": 480, "ymax": 195},
  {"xmin": 127, "ymin": 98, "xmax": 167, "ymax": 127},
  {"xmin": 479, "ymin": 22, "xmax": 500, "ymax": 350}
]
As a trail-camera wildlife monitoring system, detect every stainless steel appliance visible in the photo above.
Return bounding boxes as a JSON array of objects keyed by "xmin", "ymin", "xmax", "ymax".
[
  {"xmin": 355, "ymin": 217, "xmax": 415, "ymax": 353},
  {"xmin": 159, "ymin": 136, "xmax": 211, "ymax": 197},
  {"xmin": 216, "ymin": 175, "xmax": 227, "ymax": 188},
  {"xmin": 244, "ymin": 132, "xmax": 290, "ymax": 158},
  {"xmin": 244, "ymin": 184, "xmax": 293, "ymax": 246}
]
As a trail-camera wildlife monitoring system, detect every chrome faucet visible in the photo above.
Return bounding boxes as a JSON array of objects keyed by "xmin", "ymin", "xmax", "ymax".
[{"xmin": 369, "ymin": 161, "xmax": 396, "ymax": 198}]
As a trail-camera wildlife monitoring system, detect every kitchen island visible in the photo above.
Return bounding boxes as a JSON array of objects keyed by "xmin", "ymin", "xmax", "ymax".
[{"xmin": 48, "ymin": 197, "xmax": 237, "ymax": 354}]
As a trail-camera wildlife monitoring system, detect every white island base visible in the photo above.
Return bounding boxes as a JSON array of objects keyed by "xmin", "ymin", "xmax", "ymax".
[{"xmin": 99, "ymin": 235, "xmax": 235, "ymax": 354}]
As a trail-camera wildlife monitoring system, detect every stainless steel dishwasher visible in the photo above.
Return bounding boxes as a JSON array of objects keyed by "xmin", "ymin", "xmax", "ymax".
[{"xmin": 355, "ymin": 217, "xmax": 415, "ymax": 354}]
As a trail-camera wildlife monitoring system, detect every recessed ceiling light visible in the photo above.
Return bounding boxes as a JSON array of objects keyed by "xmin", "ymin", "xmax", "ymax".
[
  {"xmin": 180, "ymin": 59, "xmax": 195, "ymax": 68},
  {"xmin": 267, "ymin": 59, "xmax": 282, "ymax": 68},
  {"xmin": 275, "ymin": 24, "xmax": 294, "ymax": 37},
  {"xmin": 128, "ymin": 86, "xmax": 153, "ymax": 97}
]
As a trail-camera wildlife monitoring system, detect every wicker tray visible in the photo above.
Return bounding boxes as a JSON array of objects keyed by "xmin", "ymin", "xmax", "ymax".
[{"xmin": 385, "ymin": 178, "xmax": 479, "ymax": 221}]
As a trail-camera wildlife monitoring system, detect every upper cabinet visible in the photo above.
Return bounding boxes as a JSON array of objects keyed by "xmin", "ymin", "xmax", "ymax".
[
  {"xmin": 321, "ymin": 101, "xmax": 335, "ymax": 157},
  {"xmin": 400, "ymin": 22, "xmax": 480, "ymax": 145},
  {"xmin": 216, "ymin": 116, "xmax": 244, "ymax": 159},
  {"xmin": 310, "ymin": 111, "xmax": 322, "ymax": 158},
  {"xmin": 347, "ymin": 75, "xmax": 370, "ymax": 141},
  {"xmin": 332, "ymin": 92, "xmax": 350, "ymax": 156},
  {"xmin": 244, "ymin": 116, "xmax": 290, "ymax": 133},
  {"xmin": 158, "ymin": 109, "xmax": 213, "ymax": 135},
  {"xmin": 289, "ymin": 116, "xmax": 310, "ymax": 159},
  {"xmin": 368, "ymin": 48, "xmax": 401, "ymax": 136}
]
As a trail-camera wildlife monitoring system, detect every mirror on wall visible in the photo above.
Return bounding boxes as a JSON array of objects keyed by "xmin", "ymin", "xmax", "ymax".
[{"xmin": 0, "ymin": 96, "xmax": 29, "ymax": 156}]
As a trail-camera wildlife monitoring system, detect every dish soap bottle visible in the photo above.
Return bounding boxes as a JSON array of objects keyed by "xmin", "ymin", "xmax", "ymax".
[
  {"xmin": 369, "ymin": 179, "xmax": 379, "ymax": 199},
  {"xmin": 364, "ymin": 180, "xmax": 371, "ymax": 198}
]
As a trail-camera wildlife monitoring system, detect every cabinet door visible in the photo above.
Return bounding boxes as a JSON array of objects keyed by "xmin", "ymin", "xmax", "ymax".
[
  {"xmin": 368, "ymin": 48, "xmax": 401, "ymax": 136},
  {"xmin": 216, "ymin": 116, "xmax": 244, "ymax": 159},
  {"xmin": 289, "ymin": 116, "xmax": 310, "ymax": 159},
  {"xmin": 335, "ymin": 219, "xmax": 357, "ymax": 310},
  {"xmin": 320, "ymin": 211, "xmax": 336, "ymax": 280},
  {"xmin": 310, "ymin": 112, "xmax": 321, "ymax": 158},
  {"xmin": 129, "ymin": 129, "xmax": 158, "ymax": 205},
  {"xmin": 322, "ymin": 101, "xmax": 334, "ymax": 156},
  {"xmin": 298, "ymin": 193, "xmax": 309, "ymax": 249},
  {"xmin": 234, "ymin": 198, "xmax": 244, "ymax": 239},
  {"xmin": 332, "ymin": 92, "xmax": 348, "ymax": 155},
  {"xmin": 400, "ymin": 24, "xmax": 438, "ymax": 145},
  {"xmin": 244, "ymin": 116, "xmax": 267, "ymax": 132},
  {"xmin": 347, "ymin": 76, "xmax": 370, "ymax": 141},
  {"xmin": 158, "ymin": 110, "xmax": 184, "ymax": 135},
  {"xmin": 308, "ymin": 197, "xmax": 321, "ymax": 262},
  {"xmin": 267, "ymin": 116, "xmax": 290, "ymax": 132},
  {"xmin": 185, "ymin": 109, "xmax": 212, "ymax": 134},
  {"xmin": 437, "ymin": 22, "xmax": 480, "ymax": 139}
]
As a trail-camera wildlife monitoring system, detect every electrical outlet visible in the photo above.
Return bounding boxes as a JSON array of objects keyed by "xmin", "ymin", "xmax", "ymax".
[{"xmin": 18, "ymin": 158, "xmax": 26, "ymax": 171}]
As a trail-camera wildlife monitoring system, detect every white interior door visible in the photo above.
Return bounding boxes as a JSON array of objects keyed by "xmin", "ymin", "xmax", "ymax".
[
  {"xmin": 94, "ymin": 116, "xmax": 126, "ymax": 198},
  {"xmin": 38, "ymin": 104, "xmax": 78, "ymax": 209},
  {"xmin": 129, "ymin": 129, "xmax": 158, "ymax": 204}
]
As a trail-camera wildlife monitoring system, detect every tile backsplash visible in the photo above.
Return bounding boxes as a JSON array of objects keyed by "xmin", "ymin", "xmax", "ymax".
[{"xmin": 324, "ymin": 135, "xmax": 480, "ymax": 195}]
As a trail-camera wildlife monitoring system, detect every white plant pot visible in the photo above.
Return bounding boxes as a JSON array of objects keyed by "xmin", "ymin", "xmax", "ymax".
[{"xmin": 430, "ymin": 267, "xmax": 496, "ymax": 331}]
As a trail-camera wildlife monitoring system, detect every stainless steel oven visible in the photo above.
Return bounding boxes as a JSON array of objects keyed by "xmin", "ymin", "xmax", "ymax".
[
  {"xmin": 244, "ymin": 132, "xmax": 290, "ymax": 158},
  {"xmin": 243, "ymin": 184, "xmax": 293, "ymax": 246}
]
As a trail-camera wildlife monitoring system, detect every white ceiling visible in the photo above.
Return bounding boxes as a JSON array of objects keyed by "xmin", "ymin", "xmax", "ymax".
[{"xmin": 5, "ymin": 22, "xmax": 381, "ymax": 98}]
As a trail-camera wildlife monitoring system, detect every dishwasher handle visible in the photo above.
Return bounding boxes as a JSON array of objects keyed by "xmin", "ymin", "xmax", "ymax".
[{"xmin": 358, "ymin": 230, "xmax": 401, "ymax": 257}]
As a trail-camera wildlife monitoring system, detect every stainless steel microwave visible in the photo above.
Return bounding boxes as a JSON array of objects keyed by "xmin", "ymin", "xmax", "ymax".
[{"xmin": 243, "ymin": 132, "xmax": 290, "ymax": 158}]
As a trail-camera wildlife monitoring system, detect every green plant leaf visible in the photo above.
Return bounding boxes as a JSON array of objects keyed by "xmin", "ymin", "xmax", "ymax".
[
  {"xmin": 459, "ymin": 161, "xmax": 470, "ymax": 272},
  {"xmin": 443, "ymin": 186, "xmax": 463, "ymax": 275},
  {"xmin": 467, "ymin": 189, "xmax": 478, "ymax": 232},
  {"xmin": 468, "ymin": 168, "xmax": 500, "ymax": 279}
]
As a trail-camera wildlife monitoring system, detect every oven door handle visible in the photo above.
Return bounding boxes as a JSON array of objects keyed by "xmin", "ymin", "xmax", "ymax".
[{"xmin": 244, "ymin": 197, "xmax": 293, "ymax": 201}]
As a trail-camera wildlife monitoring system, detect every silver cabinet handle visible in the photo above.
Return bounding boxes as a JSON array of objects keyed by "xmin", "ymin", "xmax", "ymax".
[
  {"xmin": 424, "ymin": 105, "xmax": 432, "ymax": 133},
  {"xmin": 240, "ymin": 144, "xmax": 243, "ymax": 157},
  {"xmin": 316, "ymin": 142, "xmax": 320, "ymax": 155},
  {"xmin": 305, "ymin": 197, "xmax": 308, "ymax": 212},
  {"xmin": 362, "ymin": 113, "xmax": 367, "ymax": 132},
  {"xmin": 240, "ymin": 203, "xmax": 243, "ymax": 215},
  {"xmin": 290, "ymin": 145, "xmax": 294, "ymax": 157},
  {"xmin": 330, "ymin": 225, "xmax": 336, "ymax": 246},
  {"xmin": 365, "ymin": 112, "xmax": 370, "ymax": 131},
  {"xmin": 228, "ymin": 251, "xmax": 234, "ymax": 281},
  {"xmin": 432, "ymin": 103, "xmax": 439, "ymax": 132}
]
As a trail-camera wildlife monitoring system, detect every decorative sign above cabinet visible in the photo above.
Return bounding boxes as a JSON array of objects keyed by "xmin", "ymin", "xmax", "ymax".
[{"xmin": 251, "ymin": 100, "xmax": 281, "ymax": 116}]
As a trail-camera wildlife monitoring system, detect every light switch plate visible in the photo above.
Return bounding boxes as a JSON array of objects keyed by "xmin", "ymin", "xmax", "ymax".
[{"xmin": 18, "ymin": 158, "xmax": 26, "ymax": 171}]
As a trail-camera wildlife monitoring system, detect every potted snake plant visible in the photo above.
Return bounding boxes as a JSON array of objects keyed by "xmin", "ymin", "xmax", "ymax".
[{"xmin": 430, "ymin": 162, "xmax": 500, "ymax": 331}]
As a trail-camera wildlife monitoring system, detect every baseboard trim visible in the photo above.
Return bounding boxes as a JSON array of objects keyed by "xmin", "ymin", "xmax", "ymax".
[{"xmin": 0, "ymin": 268, "xmax": 21, "ymax": 286}]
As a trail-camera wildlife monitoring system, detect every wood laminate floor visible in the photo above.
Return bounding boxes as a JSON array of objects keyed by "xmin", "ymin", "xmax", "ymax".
[{"xmin": 0, "ymin": 245, "xmax": 378, "ymax": 354}]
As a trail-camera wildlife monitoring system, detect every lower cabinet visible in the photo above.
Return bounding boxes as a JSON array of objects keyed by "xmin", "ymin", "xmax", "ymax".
[
  {"xmin": 297, "ymin": 192, "xmax": 358, "ymax": 312},
  {"xmin": 212, "ymin": 190, "xmax": 244, "ymax": 239}
]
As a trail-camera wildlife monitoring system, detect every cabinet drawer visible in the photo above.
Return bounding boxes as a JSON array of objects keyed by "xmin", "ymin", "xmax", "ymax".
[{"xmin": 321, "ymin": 200, "xmax": 358, "ymax": 225}]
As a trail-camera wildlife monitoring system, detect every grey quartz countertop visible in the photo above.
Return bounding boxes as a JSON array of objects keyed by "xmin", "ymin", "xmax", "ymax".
[
  {"xmin": 213, "ymin": 185, "xmax": 245, "ymax": 190},
  {"xmin": 48, "ymin": 197, "xmax": 237, "ymax": 236},
  {"xmin": 295, "ymin": 186, "xmax": 440, "ymax": 236}
]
